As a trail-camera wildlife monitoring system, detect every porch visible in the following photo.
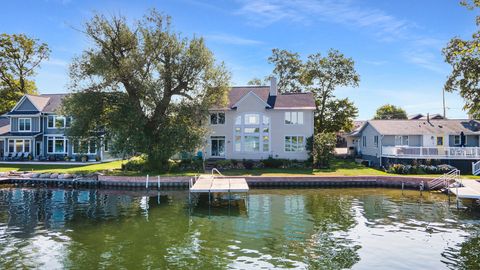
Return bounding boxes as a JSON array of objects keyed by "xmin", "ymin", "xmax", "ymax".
[{"xmin": 382, "ymin": 146, "xmax": 480, "ymax": 159}]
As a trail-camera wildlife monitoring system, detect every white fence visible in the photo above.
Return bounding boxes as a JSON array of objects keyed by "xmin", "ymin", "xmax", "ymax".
[{"xmin": 382, "ymin": 146, "xmax": 480, "ymax": 159}]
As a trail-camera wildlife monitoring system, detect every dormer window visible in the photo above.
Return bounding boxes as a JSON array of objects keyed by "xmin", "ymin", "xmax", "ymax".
[
  {"xmin": 47, "ymin": 115, "xmax": 70, "ymax": 129},
  {"xmin": 210, "ymin": 112, "xmax": 225, "ymax": 125},
  {"xmin": 18, "ymin": 118, "xmax": 31, "ymax": 132}
]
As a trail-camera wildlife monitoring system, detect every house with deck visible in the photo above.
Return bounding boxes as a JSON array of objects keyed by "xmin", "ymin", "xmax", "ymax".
[
  {"xmin": 0, "ymin": 94, "xmax": 112, "ymax": 161},
  {"xmin": 206, "ymin": 78, "xmax": 315, "ymax": 160},
  {"xmin": 347, "ymin": 119, "xmax": 480, "ymax": 174}
]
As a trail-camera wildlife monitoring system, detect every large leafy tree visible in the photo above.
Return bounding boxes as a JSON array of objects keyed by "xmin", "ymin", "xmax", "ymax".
[
  {"xmin": 373, "ymin": 104, "xmax": 407, "ymax": 120},
  {"xmin": 267, "ymin": 48, "xmax": 360, "ymax": 133},
  {"xmin": 268, "ymin": 49, "xmax": 303, "ymax": 93},
  {"xmin": 443, "ymin": 0, "xmax": 480, "ymax": 118},
  {"xmin": 0, "ymin": 33, "xmax": 49, "ymax": 114},
  {"xmin": 63, "ymin": 10, "xmax": 230, "ymax": 170}
]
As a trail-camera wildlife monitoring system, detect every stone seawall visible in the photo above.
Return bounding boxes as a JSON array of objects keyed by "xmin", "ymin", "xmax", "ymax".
[{"xmin": 2, "ymin": 175, "xmax": 436, "ymax": 190}]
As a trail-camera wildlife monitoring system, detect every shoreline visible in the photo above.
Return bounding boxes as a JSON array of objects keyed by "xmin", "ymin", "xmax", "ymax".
[{"xmin": 1, "ymin": 174, "xmax": 440, "ymax": 190}]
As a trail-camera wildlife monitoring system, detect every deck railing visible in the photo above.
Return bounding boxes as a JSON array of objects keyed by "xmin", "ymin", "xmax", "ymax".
[{"xmin": 382, "ymin": 146, "xmax": 480, "ymax": 159}]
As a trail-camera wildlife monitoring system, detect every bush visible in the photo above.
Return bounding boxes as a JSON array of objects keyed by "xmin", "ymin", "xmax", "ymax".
[
  {"xmin": 261, "ymin": 157, "xmax": 284, "ymax": 168},
  {"xmin": 386, "ymin": 163, "xmax": 457, "ymax": 175},
  {"xmin": 243, "ymin": 159, "xmax": 254, "ymax": 170},
  {"xmin": 122, "ymin": 155, "xmax": 147, "ymax": 171},
  {"xmin": 311, "ymin": 132, "xmax": 336, "ymax": 168}
]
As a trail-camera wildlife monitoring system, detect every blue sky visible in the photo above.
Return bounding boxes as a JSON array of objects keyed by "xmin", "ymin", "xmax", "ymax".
[{"xmin": 1, "ymin": 0, "xmax": 477, "ymax": 119}]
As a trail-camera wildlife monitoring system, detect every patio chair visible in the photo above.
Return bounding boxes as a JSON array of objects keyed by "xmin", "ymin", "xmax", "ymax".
[
  {"xmin": 22, "ymin": 152, "xmax": 30, "ymax": 161},
  {"xmin": 13, "ymin": 152, "xmax": 23, "ymax": 161},
  {"xmin": 4, "ymin": 153, "xmax": 12, "ymax": 161}
]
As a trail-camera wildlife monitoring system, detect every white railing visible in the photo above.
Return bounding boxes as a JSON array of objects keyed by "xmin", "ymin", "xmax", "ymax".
[
  {"xmin": 382, "ymin": 146, "xmax": 480, "ymax": 159},
  {"xmin": 429, "ymin": 169, "xmax": 461, "ymax": 190},
  {"xmin": 211, "ymin": 168, "xmax": 224, "ymax": 177},
  {"xmin": 473, "ymin": 160, "xmax": 480, "ymax": 176}
]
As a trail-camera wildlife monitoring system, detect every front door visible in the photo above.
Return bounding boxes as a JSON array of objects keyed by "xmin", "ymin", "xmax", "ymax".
[
  {"xmin": 36, "ymin": 141, "xmax": 42, "ymax": 158},
  {"xmin": 211, "ymin": 136, "xmax": 225, "ymax": 157}
]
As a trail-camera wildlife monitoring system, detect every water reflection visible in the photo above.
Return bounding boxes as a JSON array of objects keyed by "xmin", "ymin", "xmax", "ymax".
[{"xmin": 0, "ymin": 187, "xmax": 479, "ymax": 269}]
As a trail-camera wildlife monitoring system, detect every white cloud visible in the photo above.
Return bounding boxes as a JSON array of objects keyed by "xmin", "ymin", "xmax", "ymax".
[
  {"xmin": 43, "ymin": 58, "xmax": 69, "ymax": 68},
  {"xmin": 205, "ymin": 33, "xmax": 263, "ymax": 45},
  {"xmin": 236, "ymin": 0, "xmax": 411, "ymax": 40}
]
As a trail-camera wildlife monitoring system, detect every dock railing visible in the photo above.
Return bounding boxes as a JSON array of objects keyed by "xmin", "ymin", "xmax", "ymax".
[
  {"xmin": 473, "ymin": 160, "xmax": 480, "ymax": 176},
  {"xmin": 429, "ymin": 169, "xmax": 461, "ymax": 190}
]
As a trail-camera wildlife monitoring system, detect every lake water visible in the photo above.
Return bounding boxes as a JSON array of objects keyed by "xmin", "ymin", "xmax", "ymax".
[{"xmin": 0, "ymin": 187, "xmax": 479, "ymax": 269}]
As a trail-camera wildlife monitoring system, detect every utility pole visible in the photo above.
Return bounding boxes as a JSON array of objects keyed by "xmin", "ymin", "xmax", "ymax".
[{"xmin": 442, "ymin": 88, "xmax": 446, "ymax": 119}]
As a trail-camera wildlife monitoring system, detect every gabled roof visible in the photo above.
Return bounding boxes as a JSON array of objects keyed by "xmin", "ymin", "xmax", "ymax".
[
  {"xmin": 0, "ymin": 117, "xmax": 9, "ymax": 136},
  {"xmin": 355, "ymin": 119, "xmax": 480, "ymax": 136},
  {"xmin": 225, "ymin": 86, "xmax": 315, "ymax": 110},
  {"xmin": 7, "ymin": 93, "xmax": 68, "ymax": 115}
]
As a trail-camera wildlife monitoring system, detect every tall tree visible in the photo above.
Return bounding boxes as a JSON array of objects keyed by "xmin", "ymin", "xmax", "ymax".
[
  {"xmin": 302, "ymin": 49, "xmax": 360, "ymax": 133},
  {"xmin": 373, "ymin": 104, "xmax": 407, "ymax": 120},
  {"xmin": 0, "ymin": 33, "xmax": 49, "ymax": 114},
  {"xmin": 63, "ymin": 10, "xmax": 230, "ymax": 170},
  {"xmin": 268, "ymin": 48, "xmax": 303, "ymax": 93},
  {"xmin": 247, "ymin": 77, "xmax": 263, "ymax": 86},
  {"xmin": 443, "ymin": 0, "xmax": 480, "ymax": 118},
  {"xmin": 321, "ymin": 98, "xmax": 358, "ymax": 133}
]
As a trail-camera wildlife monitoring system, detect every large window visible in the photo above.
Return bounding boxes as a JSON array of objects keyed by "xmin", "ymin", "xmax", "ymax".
[
  {"xmin": 18, "ymin": 118, "xmax": 31, "ymax": 132},
  {"xmin": 72, "ymin": 139, "xmax": 97, "ymax": 154},
  {"xmin": 285, "ymin": 112, "xmax": 304, "ymax": 125},
  {"xmin": 234, "ymin": 113, "xmax": 270, "ymax": 152},
  {"xmin": 47, "ymin": 136, "xmax": 68, "ymax": 154},
  {"xmin": 7, "ymin": 139, "xmax": 30, "ymax": 153},
  {"xmin": 395, "ymin": 135, "xmax": 409, "ymax": 146},
  {"xmin": 285, "ymin": 136, "xmax": 305, "ymax": 152},
  {"xmin": 210, "ymin": 112, "xmax": 225, "ymax": 125},
  {"xmin": 47, "ymin": 116, "xmax": 71, "ymax": 129}
]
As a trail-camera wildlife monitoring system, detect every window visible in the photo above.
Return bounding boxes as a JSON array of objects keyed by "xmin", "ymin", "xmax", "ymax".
[
  {"xmin": 362, "ymin": 136, "xmax": 366, "ymax": 147},
  {"xmin": 234, "ymin": 113, "xmax": 270, "ymax": 152},
  {"xmin": 244, "ymin": 136, "xmax": 260, "ymax": 152},
  {"xmin": 284, "ymin": 112, "xmax": 304, "ymax": 125},
  {"xmin": 374, "ymin": 136, "xmax": 379, "ymax": 148},
  {"xmin": 395, "ymin": 135, "xmax": 409, "ymax": 146},
  {"xmin": 7, "ymin": 139, "xmax": 31, "ymax": 153},
  {"xmin": 454, "ymin": 135, "xmax": 460, "ymax": 145},
  {"xmin": 235, "ymin": 136, "xmax": 241, "ymax": 152},
  {"xmin": 245, "ymin": 114, "xmax": 259, "ymax": 125},
  {"xmin": 285, "ymin": 136, "xmax": 305, "ymax": 152},
  {"xmin": 73, "ymin": 139, "xmax": 97, "ymax": 154},
  {"xmin": 47, "ymin": 137, "xmax": 68, "ymax": 153},
  {"xmin": 436, "ymin": 136, "xmax": 444, "ymax": 146},
  {"xmin": 210, "ymin": 112, "xmax": 225, "ymax": 125},
  {"xmin": 104, "ymin": 139, "xmax": 109, "ymax": 152},
  {"xmin": 18, "ymin": 118, "xmax": 31, "ymax": 131},
  {"xmin": 47, "ymin": 115, "xmax": 68, "ymax": 129}
]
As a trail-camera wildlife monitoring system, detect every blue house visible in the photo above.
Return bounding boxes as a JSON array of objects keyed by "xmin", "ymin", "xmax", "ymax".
[{"xmin": 0, "ymin": 94, "xmax": 112, "ymax": 161}]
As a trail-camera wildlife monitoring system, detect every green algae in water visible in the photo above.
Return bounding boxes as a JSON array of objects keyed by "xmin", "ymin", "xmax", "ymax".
[{"xmin": 0, "ymin": 187, "xmax": 479, "ymax": 269}]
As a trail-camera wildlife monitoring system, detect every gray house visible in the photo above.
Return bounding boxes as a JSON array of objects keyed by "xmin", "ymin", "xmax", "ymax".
[
  {"xmin": 347, "ymin": 119, "xmax": 480, "ymax": 174},
  {"xmin": 0, "ymin": 94, "xmax": 112, "ymax": 161},
  {"xmin": 206, "ymin": 78, "xmax": 316, "ymax": 160}
]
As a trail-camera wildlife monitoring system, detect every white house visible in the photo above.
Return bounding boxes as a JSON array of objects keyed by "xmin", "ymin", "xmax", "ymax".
[{"xmin": 205, "ymin": 78, "xmax": 316, "ymax": 160}]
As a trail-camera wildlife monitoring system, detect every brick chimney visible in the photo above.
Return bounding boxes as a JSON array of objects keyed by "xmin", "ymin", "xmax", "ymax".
[{"xmin": 269, "ymin": 77, "xmax": 277, "ymax": 96}]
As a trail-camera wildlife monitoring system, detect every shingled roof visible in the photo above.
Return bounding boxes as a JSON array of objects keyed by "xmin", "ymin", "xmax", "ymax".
[
  {"xmin": 8, "ymin": 94, "xmax": 68, "ymax": 114},
  {"xmin": 227, "ymin": 86, "xmax": 315, "ymax": 110},
  {"xmin": 359, "ymin": 119, "xmax": 480, "ymax": 135},
  {"xmin": 0, "ymin": 117, "xmax": 9, "ymax": 136}
]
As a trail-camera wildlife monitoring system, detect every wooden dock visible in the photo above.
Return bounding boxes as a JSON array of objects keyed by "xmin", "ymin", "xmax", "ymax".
[
  {"xmin": 190, "ymin": 175, "xmax": 249, "ymax": 193},
  {"xmin": 450, "ymin": 179, "xmax": 480, "ymax": 200}
]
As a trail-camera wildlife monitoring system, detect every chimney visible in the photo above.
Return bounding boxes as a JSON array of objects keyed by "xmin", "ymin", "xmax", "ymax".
[
  {"xmin": 269, "ymin": 77, "xmax": 277, "ymax": 97},
  {"xmin": 427, "ymin": 113, "xmax": 430, "ymax": 123}
]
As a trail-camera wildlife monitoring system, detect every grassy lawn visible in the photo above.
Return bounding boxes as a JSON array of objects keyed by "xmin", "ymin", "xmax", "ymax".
[{"xmin": 1, "ymin": 158, "xmax": 479, "ymax": 179}]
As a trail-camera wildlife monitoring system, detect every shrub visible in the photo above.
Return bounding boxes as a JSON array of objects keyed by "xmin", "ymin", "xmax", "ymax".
[
  {"xmin": 261, "ymin": 157, "xmax": 284, "ymax": 168},
  {"xmin": 311, "ymin": 132, "xmax": 336, "ymax": 168},
  {"xmin": 243, "ymin": 159, "xmax": 254, "ymax": 170},
  {"xmin": 122, "ymin": 155, "xmax": 147, "ymax": 171},
  {"xmin": 386, "ymin": 163, "xmax": 457, "ymax": 175}
]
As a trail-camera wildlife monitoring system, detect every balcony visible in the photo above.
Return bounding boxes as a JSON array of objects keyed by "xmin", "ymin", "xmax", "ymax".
[{"xmin": 382, "ymin": 146, "xmax": 480, "ymax": 159}]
